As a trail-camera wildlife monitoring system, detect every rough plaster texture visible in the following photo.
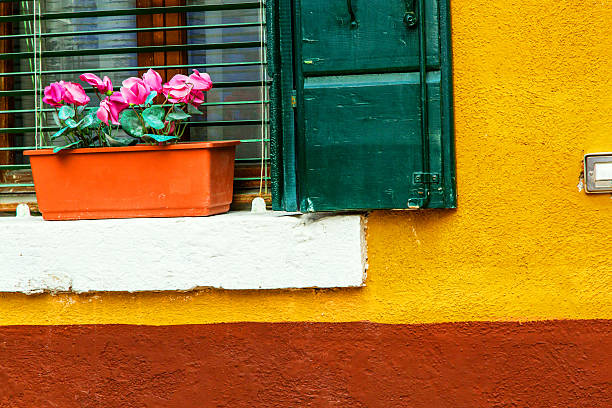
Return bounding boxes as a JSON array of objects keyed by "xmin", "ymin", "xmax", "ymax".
[
  {"xmin": 0, "ymin": 321, "xmax": 610, "ymax": 407},
  {"xmin": 0, "ymin": 213, "xmax": 365, "ymax": 293},
  {"xmin": 0, "ymin": 0, "xmax": 611, "ymax": 325}
]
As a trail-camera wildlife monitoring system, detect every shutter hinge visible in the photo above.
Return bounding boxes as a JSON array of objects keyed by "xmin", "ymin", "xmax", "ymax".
[
  {"xmin": 413, "ymin": 172, "xmax": 440, "ymax": 184},
  {"xmin": 291, "ymin": 90, "xmax": 297, "ymax": 108}
]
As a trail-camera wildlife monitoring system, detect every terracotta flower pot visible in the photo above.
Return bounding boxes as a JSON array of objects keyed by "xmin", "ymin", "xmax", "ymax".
[{"xmin": 24, "ymin": 141, "xmax": 240, "ymax": 220}]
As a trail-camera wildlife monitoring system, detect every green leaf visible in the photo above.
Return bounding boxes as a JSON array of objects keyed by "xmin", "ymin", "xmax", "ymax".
[
  {"xmin": 77, "ymin": 105, "xmax": 86, "ymax": 114},
  {"xmin": 167, "ymin": 106, "xmax": 190, "ymax": 121},
  {"xmin": 51, "ymin": 127, "xmax": 68, "ymax": 140},
  {"xmin": 120, "ymin": 109, "xmax": 145, "ymax": 138},
  {"xmin": 105, "ymin": 133, "xmax": 139, "ymax": 147},
  {"xmin": 142, "ymin": 106, "xmax": 165, "ymax": 130},
  {"xmin": 82, "ymin": 111, "xmax": 102, "ymax": 129},
  {"xmin": 144, "ymin": 133, "xmax": 178, "ymax": 143},
  {"xmin": 58, "ymin": 105, "xmax": 75, "ymax": 120},
  {"xmin": 187, "ymin": 104, "xmax": 201, "ymax": 115},
  {"xmin": 77, "ymin": 114, "xmax": 94, "ymax": 129},
  {"xmin": 53, "ymin": 140, "xmax": 82, "ymax": 153},
  {"xmin": 52, "ymin": 111, "xmax": 62, "ymax": 127},
  {"xmin": 145, "ymin": 90, "xmax": 157, "ymax": 106},
  {"xmin": 65, "ymin": 118, "xmax": 78, "ymax": 128}
]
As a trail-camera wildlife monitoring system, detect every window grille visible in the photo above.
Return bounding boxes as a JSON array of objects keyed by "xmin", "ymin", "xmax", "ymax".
[{"xmin": 0, "ymin": 0, "xmax": 270, "ymax": 212}]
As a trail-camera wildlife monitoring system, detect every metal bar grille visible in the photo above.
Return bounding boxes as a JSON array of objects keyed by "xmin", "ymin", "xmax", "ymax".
[
  {"xmin": 0, "ymin": 0, "xmax": 271, "ymax": 208},
  {"xmin": 0, "ymin": 2, "xmax": 262, "ymax": 22},
  {"xmin": 1, "ymin": 22, "xmax": 264, "ymax": 40},
  {"xmin": 0, "ymin": 80, "xmax": 271, "ymax": 96},
  {"xmin": 0, "ymin": 41, "xmax": 263, "ymax": 60},
  {"xmin": 0, "ymin": 61, "xmax": 264, "ymax": 77}
]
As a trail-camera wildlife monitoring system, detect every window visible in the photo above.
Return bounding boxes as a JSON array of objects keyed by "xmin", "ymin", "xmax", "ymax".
[
  {"xmin": 0, "ymin": 0, "xmax": 270, "ymax": 212},
  {"xmin": 1, "ymin": 0, "xmax": 455, "ymax": 214}
]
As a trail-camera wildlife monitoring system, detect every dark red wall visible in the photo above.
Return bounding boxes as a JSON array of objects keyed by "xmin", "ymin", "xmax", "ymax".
[{"xmin": 0, "ymin": 321, "xmax": 610, "ymax": 407}]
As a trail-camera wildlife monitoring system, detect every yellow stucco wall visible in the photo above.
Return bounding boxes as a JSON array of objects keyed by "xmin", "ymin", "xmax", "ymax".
[{"xmin": 1, "ymin": 0, "xmax": 611, "ymax": 325}]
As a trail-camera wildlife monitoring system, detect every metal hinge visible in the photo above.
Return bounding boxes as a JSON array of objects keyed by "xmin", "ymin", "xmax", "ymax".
[
  {"xmin": 413, "ymin": 172, "xmax": 440, "ymax": 184},
  {"xmin": 291, "ymin": 90, "xmax": 297, "ymax": 108}
]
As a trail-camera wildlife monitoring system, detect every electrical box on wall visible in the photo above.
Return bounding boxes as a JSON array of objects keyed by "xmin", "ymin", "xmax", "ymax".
[{"xmin": 584, "ymin": 153, "xmax": 612, "ymax": 193}]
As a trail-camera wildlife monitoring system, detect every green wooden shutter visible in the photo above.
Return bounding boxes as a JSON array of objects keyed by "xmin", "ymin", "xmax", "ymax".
[{"xmin": 267, "ymin": 0, "xmax": 456, "ymax": 211}]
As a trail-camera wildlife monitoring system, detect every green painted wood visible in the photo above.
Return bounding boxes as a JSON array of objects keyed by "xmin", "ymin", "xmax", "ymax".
[
  {"xmin": 300, "ymin": 73, "xmax": 443, "ymax": 210},
  {"xmin": 0, "ymin": 3, "xmax": 262, "ymax": 23},
  {"xmin": 276, "ymin": 0, "xmax": 299, "ymax": 211},
  {"xmin": 0, "ymin": 62, "xmax": 263, "ymax": 78},
  {"xmin": 0, "ymin": 41, "xmax": 261, "ymax": 61},
  {"xmin": 300, "ymin": 0, "xmax": 440, "ymax": 75},
  {"xmin": 293, "ymin": 0, "xmax": 307, "ymax": 212},
  {"xmin": 0, "ymin": 80, "xmax": 270, "ymax": 97},
  {"xmin": 269, "ymin": 0, "xmax": 456, "ymax": 211},
  {"xmin": 266, "ymin": 0, "xmax": 283, "ymax": 210},
  {"xmin": 439, "ymin": 0, "xmax": 457, "ymax": 208},
  {"xmin": 0, "ymin": 184, "xmax": 34, "ymax": 188},
  {"xmin": 0, "ymin": 164, "xmax": 30, "ymax": 169},
  {"xmin": 1, "ymin": 100, "xmax": 267, "ymax": 115},
  {"xmin": 414, "ymin": 0, "xmax": 433, "ymax": 209},
  {"xmin": 0, "ymin": 22, "xmax": 263, "ymax": 41}
]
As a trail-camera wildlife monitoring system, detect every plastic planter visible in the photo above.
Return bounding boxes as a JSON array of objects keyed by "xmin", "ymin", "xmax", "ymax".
[{"xmin": 25, "ymin": 141, "xmax": 240, "ymax": 220}]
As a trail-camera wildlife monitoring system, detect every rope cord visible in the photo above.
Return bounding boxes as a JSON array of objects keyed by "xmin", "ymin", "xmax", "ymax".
[
  {"xmin": 35, "ymin": 0, "xmax": 42, "ymax": 148},
  {"xmin": 31, "ymin": 0, "xmax": 39, "ymax": 148},
  {"xmin": 26, "ymin": 0, "xmax": 42, "ymax": 149},
  {"xmin": 258, "ymin": 0, "xmax": 268, "ymax": 196}
]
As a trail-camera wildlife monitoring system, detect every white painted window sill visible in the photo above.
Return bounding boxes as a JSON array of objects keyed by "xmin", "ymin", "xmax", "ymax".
[{"xmin": 1, "ymin": 212, "xmax": 366, "ymax": 294}]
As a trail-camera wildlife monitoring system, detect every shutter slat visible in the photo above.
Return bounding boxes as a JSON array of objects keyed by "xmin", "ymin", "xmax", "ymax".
[
  {"xmin": 0, "ymin": 3, "xmax": 262, "ymax": 22},
  {"xmin": 0, "ymin": 61, "xmax": 264, "ymax": 78},
  {"xmin": 0, "ymin": 41, "xmax": 262, "ymax": 61},
  {"xmin": 0, "ymin": 100, "xmax": 269, "ymax": 114},
  {"xmin": 0, "ymin": 22, "xmax": 264, "ymax": 40},
  {"xmin": 0, "ymin": 81, "xmax": 271, "ymax": 96}
]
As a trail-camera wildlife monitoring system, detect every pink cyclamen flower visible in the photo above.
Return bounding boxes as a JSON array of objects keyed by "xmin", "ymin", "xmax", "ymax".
[
  {"xmin": 162, "ymin": 72, "xmax": 212, "ymax": 104},
  {"xmin": 168, "ymin": 74, "xmax": 189, "ymax": 87},
  {"xmin": 188, "ymin": 90, "xmax": 205, "ymax": 107},
  {"xmin": 189, "ymin": 69, "xmax": 213, "ymax": 91},
  {"xmin": 97, "ymin": 93, "xmax": 129, "ymax": 126},
  {"xmin": 142, "ymin": 69, "xmax": 163, "ymax": 93},
  {"xmin": 42, "ymin": 82, "xmax": 65, "ymax": 107},
  {"xmin": 122, "ymin": 76, "xmax": 149, "ymax": 90},
  {"xmin": 61, "ymin": 81, "xmax": 90, "ymax": 106},
  {"xmin": 120, "ymin": 77, "xmax": 150, "ymax": 105},
  {"xmin": 97, "ymin": 99, "xmax": 117, "ymax": 126},
  {"xmin": 162, "ymin": 74, "xmax": 192, "ymax": 103},
  {"xmin": 79, "ymin": 73, "xmax": 113, "ymax": 94},
  {"xmin": 109, "ymin": 92, "xmax": 129, "ymax": 111}
]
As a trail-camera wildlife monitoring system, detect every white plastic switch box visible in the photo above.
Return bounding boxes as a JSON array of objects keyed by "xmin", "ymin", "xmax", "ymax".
[{"xmin": 584, "ymin": 153, "xmax": 612, "ymax": 193}]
